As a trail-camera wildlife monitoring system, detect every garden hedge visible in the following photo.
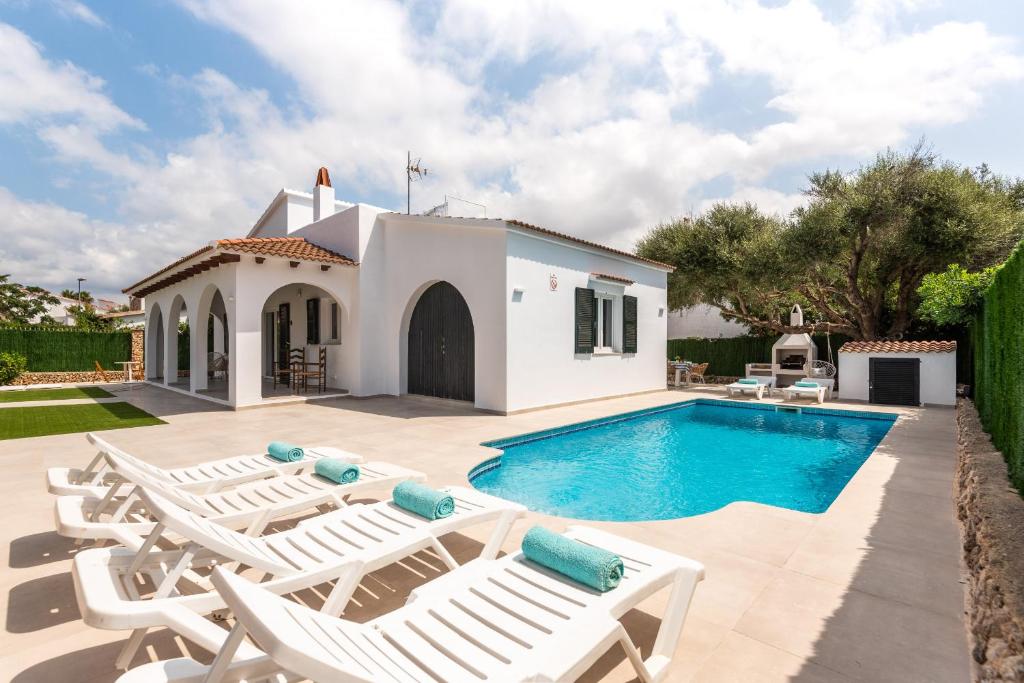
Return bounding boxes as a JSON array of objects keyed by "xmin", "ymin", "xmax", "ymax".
[
  {"xmin": 666, "ymin": 334, "xmax": 850, "ymax": 377},
  {"xmin": 0, "ymin": 327, "xmax": 132, "ymax": 371},
  {"xmin": 973, "ymin": 243, "xmax": 1024, "ymax": 493}
]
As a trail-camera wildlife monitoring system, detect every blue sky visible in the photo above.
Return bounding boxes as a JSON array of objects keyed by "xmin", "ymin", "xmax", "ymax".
[{"xmin": 1, "ymin": 0, "xmax": 1022, "ymax": 299}]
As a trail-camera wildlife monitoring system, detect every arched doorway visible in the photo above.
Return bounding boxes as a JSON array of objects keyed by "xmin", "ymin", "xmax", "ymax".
[
  {"xmin": 146, "ymin": 304, "xmax": 164, "ymax": 380},
  {"xmin": 407, "ymin": 281, "xmax": 474, "ymax": 402}
]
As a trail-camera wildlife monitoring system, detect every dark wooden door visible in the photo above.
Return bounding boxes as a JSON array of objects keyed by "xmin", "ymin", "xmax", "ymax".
[
  {"xmin": 278, "ymin": 303, "xmax": 291, "ymax": 385},
  {"xmin": 869, "ymin": 357, "xmax": 920, "ymax": 406},
  {"xmin": 408, "ymin": 282, "xmax": 474, "ymax": 402}
]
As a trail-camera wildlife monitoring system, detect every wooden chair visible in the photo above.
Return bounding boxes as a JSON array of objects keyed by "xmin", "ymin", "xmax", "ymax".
[
  {"xmin": 272, "ymin": 348, "xmax": 304, "ymax": 390},
  {"xmin": 294, "ymin": 346, "xmax": 326, "ymax": 394},
  {"xmin": 92, "ymin": 361, "xmax": 111, "ymax": 383},
  {"xmin": 687, "ymin": 362, "xmax": 709, "ymax": 384}
]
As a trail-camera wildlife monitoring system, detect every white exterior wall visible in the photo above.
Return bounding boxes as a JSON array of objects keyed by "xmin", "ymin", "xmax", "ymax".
[
  {"xmin": 668, "ymin": 304, "xmax": 747, "ymax": 339},
  {"xmin": 838, "ymin": 351, "xmax": 956, "ymax": 406},
  {"xmin": 504, "ymin": 230, "xmax": 668, "ymax": 412},
  {"xmin": 363, "ymin": 216, "xmax": 509, "ymax": 412}
]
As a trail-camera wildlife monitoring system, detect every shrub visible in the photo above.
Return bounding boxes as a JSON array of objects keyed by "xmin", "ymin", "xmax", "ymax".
[
  {"xmin": 0, "ymin": 327, "xmax": 131, "ymax": 371},
  {"xmin": 0, "ymin": 351, "xmax": 27, "ymax": 385}
]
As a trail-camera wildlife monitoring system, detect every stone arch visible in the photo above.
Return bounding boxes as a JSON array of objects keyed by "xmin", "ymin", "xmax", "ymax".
[{"xmin": 145, "ymin": 302, "xmax": 164, "ymax": 380}]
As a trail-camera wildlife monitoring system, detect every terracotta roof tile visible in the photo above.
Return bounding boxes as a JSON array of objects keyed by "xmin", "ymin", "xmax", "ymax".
[
  {"xmin": 123, "ymin": 237, "xmax": 356, "ymax": 294},
  {"xmin": 839, "ymin": 340, "xmax": 957, "ymax": 354},
  {"xmin": 215, "ymin": 237, "xmax": 356, "ymax": 265},
  {"xmin": 590, "ymin": 272, "xmax": 635, "ymax": 285}
]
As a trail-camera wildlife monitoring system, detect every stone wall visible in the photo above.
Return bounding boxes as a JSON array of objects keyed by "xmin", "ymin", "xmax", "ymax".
[
  {"xmin": 8, "ymin": 328, "xmax": 144, "ymax": 386},
  {"xmin": 956, "ymin": 398, "xmax": 1024, "ymax": 681}
]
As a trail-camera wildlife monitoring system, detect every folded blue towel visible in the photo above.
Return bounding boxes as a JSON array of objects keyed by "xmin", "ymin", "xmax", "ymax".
[
  {"xmin": 314, "ymin": 459, "xmax": 360, "ymax": 484},
  {"xmin": 737, "ymin": 378, "xmax": 759, "ymax": 385},
  {"xmin": 392, "ymin": 481, "xmax": 454, "ymax": 520},
  {"xmin": 521, "ymin": 526, "xmax": 624, "ymax": 592},
  {"xmin": 267, "ymin": 441, "xmax": 303, "ymax": 462},
  {"xmin": 794, "ymin": 381, "xmax": 819, "ymax": 388}
]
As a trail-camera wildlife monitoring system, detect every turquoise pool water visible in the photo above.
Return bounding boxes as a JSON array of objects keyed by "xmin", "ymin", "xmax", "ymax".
[{"xmin": 470, "ymin": 400, "xmax": 895, "ymax": 521}]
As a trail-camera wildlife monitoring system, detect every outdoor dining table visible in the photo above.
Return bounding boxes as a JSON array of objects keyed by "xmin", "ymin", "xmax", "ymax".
[
  {"xmin": 115, "ymin": 361, "xmax": 135, "ymax": 382},
  {"xmin": 672, "ymin": 362, "xmax": 692, "ymax": 387}
]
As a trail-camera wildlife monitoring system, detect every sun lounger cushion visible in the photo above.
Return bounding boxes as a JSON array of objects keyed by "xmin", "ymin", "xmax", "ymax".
[
  {"xmin": 737, "ymin": 378, "xmax": 759, "ymax": 385},
  {"xmin": 522, "ymin": 525, "xmax": 624, "ymax": 592},
  {"xmin": 794, "ymin": 381, "xmax": 819, "ymax": 388},
  {"xmin": 313, "ymin": 459, "xmax": 360, "ymax": 484},
  {"xmin": 392, "ymin": 481, "xmax": 455, "ymax": 520},
  {"xmin": 267, "ymin": 441, "xmax": 304, "ymax": 462}
]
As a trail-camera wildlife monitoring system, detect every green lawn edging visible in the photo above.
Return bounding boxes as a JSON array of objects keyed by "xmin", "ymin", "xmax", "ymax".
[{"xmin": 0, "ymin": 387, "xmax": 114, "ymax": 403}]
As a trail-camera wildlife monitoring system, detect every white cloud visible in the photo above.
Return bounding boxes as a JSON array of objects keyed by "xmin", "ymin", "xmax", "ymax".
[
  {"xmin": 1, "ymin": 1, "xmax": 1022, "ymax": 298},
  {"xmin": 0, "ymin": 24, "xmax": 137, "ymax": 130},
  {"xmin": 50, "ymin": 0, "xmax": 106, "ymax": 27}
]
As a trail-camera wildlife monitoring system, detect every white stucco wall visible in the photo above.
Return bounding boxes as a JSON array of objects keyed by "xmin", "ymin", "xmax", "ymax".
[
  {"xmin": 504, "ymin": 229, "xmax": 668, "ymax": 412},
  {"xmin": 362, "ymin": 215, "xmax": 509, "ymax": 412},
  {"xmin": 838, "ymin": 351, "xmax": 956, "ymax": 406},
  {"xmin": 668, "ymin": 304, "xmax": 747, "ymax": 339}
]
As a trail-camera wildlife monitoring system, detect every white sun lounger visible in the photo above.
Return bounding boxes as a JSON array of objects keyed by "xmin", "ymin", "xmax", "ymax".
[
  {"xmin": 116, "ymin": 526, "xmax": 704, "ymax": 683},
  {"xmin": 726, "ymin": 377, "xmax": 775, "ymax": 399},
  {"xmin": 47, "ymin": 432, "xmax": 363, "ymax": 496},
  {"xmin": 74, "ymin": 486, "xmax": 526, "ymax": 670},
  {"xmin": 56, "ymin": 448, "xmax": 425, "ymax": 549},
  {"xmin": 782, "ymin": 383, "xmax": 827, "ymax": 403}
]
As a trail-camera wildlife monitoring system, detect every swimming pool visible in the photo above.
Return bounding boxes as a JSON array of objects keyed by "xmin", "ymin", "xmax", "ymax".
[{"xmin": 470, "ymin": 399, "xmax": 896, "ymax": 521}]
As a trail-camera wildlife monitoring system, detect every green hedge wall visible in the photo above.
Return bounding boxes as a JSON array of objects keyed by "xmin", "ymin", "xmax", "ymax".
[
  {"xmin": 0, "ymin": 327, "xmax": 132, "ymax": 371},
  {"xmin": 973, "ymin": 244, "xmax": 1024, "ymax": 493},
  {"xmin": 667, "ymin": 334, "xmax": 850, "ymax": 377}
]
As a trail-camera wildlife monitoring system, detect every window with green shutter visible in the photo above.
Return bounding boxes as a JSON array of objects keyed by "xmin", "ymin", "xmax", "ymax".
[
  {"xmin": 306, "ymin": 298, "xmax": 320, "ymax": 344},
  {"xmin": 574, "ymin": 287, "xmax": 596, "ymax": 354},
  {"xmin": 622, "ymin": 295, "xmax": 637, "ymax": 353}
]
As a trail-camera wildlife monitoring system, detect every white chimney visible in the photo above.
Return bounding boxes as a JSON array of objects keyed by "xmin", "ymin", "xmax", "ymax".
[
  {"xmin": 790, "ymin": 304, "xmax": 804, "ymax": 327},
  {"xmin": 312, "ymin": 166, "xmax": 334, "ymax": 222}
]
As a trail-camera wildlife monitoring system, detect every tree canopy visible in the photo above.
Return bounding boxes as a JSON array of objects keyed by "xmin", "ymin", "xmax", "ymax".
[
  {"xmin": 0, "ymin": 275, "xmax": 59, "ymax": 325},
  {"xmin": 916, "ymin": 264, "xmax": 998, "ymax": 328},
  {"xmin": 637, "ymin": 146, "xmax": 1023, "ymax": 340}
]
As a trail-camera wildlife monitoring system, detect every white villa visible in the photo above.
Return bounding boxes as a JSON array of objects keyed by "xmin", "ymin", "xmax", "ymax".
[{"xmin": 125, "ymin": 168, "xmax": 672, "ymax": 412}]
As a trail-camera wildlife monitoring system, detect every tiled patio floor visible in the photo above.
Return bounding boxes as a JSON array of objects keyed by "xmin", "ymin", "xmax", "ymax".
[{"xmin": 0, "ymin": 384, "xmax": 970, "ymax": 681}]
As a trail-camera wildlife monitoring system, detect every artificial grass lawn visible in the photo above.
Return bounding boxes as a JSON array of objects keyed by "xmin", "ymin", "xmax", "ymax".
[
  {"xmin": 0, "ymin": 386, "xmax": 114, "ymax": 403},
  {"xmin": 0, "ymin": 402, "xmax": 165, "ymax": 440}
]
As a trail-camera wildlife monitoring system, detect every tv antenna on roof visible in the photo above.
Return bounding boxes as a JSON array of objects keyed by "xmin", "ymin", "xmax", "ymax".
[{"xmin": 406, "ymin": 151, "xmax": 428, "ymax": 215}]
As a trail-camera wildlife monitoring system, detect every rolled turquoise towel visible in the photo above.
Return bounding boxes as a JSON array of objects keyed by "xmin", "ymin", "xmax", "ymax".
[
  {"xmin": 267, "ymin": 441, "xmax": 303, "ymax": 462},
  {"xmin": 795, "ymin": 381, "xmax": 819, "ymax": 388},
  {"xmin": 737, "ymin": 378, "xmax": 759, "ymax": 385},
  {"xmin": 392, "ymin": 481, "xmax": 455, "ymax": 520},
  {"xmin": 521, "ymin": 526, "xmax": 624, "ymax": 592},
  {"xmin": 314, "ymin": 459, "xmax": 360, "ymax": 484}
]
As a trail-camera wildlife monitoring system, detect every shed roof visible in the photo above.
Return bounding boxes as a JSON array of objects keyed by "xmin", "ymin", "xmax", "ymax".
[{"xmin": 839, "ymin": 340, "xmax": 957, "ymax": 354}]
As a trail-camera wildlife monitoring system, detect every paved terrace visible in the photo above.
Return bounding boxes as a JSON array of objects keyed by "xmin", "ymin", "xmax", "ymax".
[{"xmin": 0, "ymin": 384, "xmax": 969, "ymax": 682}]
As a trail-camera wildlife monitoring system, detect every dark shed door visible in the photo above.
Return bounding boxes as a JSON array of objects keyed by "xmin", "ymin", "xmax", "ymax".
[
  {"xmin": 869, "ymin": 357, "xmax": 920, "ymax": 406},
  {"xmin": 407, "ymin": 282, "xmax": 474, "ymax": 402},
  {"xmin": 277, "ymin": 303, "xmax": 290, "ymax": 385}
]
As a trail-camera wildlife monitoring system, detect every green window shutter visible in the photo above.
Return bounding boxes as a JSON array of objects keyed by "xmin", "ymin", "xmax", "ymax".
[
  {"xmin": 306, "ymin": 298, "xmax": 320, "ymax": 344},
  {"xmin": 622, "ymin": 295, "xmax": 638, "ymax": 354},
  {"xmin": 574, "ymin": 287, "xmax": 596, "ymax": 354}
]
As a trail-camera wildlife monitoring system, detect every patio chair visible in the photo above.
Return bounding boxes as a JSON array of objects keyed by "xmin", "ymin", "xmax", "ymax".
[
  {"xmin": 206, "ymin": 352, "xmax": 227, "ymax": 381},
  {"xmin": 114, "ymin": 526, "xmax": 704, "ymax": 683},
  {"xmin": 687, "ymin": 362, "xmax": 709, "ymax": 384},
  {"xmin": 73, "ymin": 486, "xmax": 526, "ymax": 669},
  {"xmin": 295, "ymin": 345, "xmax": 326, "ymax": 393},
  {"xmin": 92, "ymin": 360, "xmax": 112, "ymax": 383},
  {"xmin": 47, "ymin": 432, "xmax": 364, "ymax": 497},
  {"xmin": 270, "ymin": 347, "xmax": 303, "ymax": 390},
  {"xmin": 56, "ymin": 448, "xmax": 426, "ymax": 549}
]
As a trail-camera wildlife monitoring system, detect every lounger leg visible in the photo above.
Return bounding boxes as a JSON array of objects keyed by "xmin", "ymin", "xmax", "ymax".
[
  {"xmin": 615, "ymin": 623, "xmax": 654, "ymax": 683},
  {"xmin": 479, "ymin": 510, "xmax": 518, "ymax": 560},
  {"xmin": 202, "ymin": 622, "xmax": 248, "ymax": 683},
  {"xmin": 428, "ymin": 537, "xmax": 459, "ymax": 571},
  {"xmin": 320, "ymin": 564, "xmax": 364, "ymax": 616},
  {"xmin": 243, "ymin": 509, "xmax": 274, "ymax": 536},
  {"xmin": 647, "ymin": 569, "xmax": 702, "ymax": 681},
  {"xmin": 89, "ymin": 479, "xmax": 124, "ymax": 521},
  {"xmin": 75, "ymin": 451, "xmax": 106, "ymax": 485},
  {"xmin": 116, "ymin": 542, "xmax": 200, "ymax": 669}
]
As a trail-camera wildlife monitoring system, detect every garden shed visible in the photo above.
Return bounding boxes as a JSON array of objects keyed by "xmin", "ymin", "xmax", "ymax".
[{"xmin": 837, "ymin": 340, "xmax": 957, "ymax": 406}]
